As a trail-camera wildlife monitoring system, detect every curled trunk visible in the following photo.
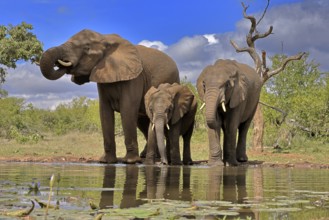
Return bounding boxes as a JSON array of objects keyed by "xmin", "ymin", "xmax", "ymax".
[{"xmin": 40, "ymin": 47, "xmax": 66, "ymax": 80}]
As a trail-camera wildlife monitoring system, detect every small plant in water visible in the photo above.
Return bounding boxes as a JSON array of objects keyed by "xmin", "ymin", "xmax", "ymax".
[
  {"xmin": 28, "ymin": 178, "xmax": 41, "ymax": 195},
  {"xmin": 44, "ymin": 174, "xmax": 55, "ymax": 220}
]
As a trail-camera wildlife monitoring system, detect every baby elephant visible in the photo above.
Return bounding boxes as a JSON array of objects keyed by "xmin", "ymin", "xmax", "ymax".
[{"xmin": 144, "ymin": 83, "xmax": 197, "ymax": 165}]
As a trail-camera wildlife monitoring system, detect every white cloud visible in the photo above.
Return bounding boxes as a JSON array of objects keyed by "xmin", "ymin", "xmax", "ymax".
[
  {"xmin": 138, "ymin": 40, "xmax": 168, "ymax": 51},
  {"xmin": 203, "ymin": 34, "xmax": 219, "ymax": 45},
  {"xmin": 3, "ymin": 63, "xmax": 97, "ymax": 109}
]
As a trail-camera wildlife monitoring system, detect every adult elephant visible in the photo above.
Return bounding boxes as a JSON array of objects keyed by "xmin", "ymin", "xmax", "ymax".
[
  {"xmin": 197, "ymin": 59, "xmax": 262, "ymax": 166},
  {"xmin": 144, "ymin": 83, "xmax": 197, "ymax": 165},
  {"xmin": 39, "ymin": 29, "xmax": 180, "ymax": 164}
]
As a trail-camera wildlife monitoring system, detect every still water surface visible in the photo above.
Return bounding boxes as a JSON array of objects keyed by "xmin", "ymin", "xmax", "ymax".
[{"xmin": 0, "ymin": 162, "xmax": 328, "ymax": 219}]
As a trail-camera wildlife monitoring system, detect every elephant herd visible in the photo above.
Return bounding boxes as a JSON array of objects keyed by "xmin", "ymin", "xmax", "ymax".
[{"xmin": 39, "ymin": 29, "xmax": 262, "ymax": 166}]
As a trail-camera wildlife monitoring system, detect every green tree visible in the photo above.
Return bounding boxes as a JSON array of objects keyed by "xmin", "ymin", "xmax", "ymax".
[
  {"xmin": 262, "ymin": 53, "xmax": 329, "ymax": 144},
  {"xmin": 0, "ymin": 22, "xmax": 43, "ymax": 83}
]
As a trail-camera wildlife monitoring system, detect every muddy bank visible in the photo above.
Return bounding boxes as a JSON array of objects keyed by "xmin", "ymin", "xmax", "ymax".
[{"xmin": 1, "ymin": 155, "xmax": 328, "ymax": 169}]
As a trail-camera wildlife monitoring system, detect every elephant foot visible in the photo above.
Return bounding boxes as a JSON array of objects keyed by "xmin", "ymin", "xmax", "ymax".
[
  {"xmin": 224, "ymin": 158, "xmax": 240, "ymax": 167},
  {"xmin": 183, "ymin": 159, "xmax": 194, "ymax": 165},
  {"xmin": 99, "ymin": 153, "xmax": 118, "ymax": 164},
  {"xmin": 140, "ymin": 149, "xmax": 160, "ymax": 159},
  {"xmin": 144, "ymin": 159, "xmax": 155, "ymax": 165},
  {"xmin": 123, "ymin": 152, "xmax": 142, "ymax": 164},
  {"xmin": 140, "ymin": 148, "xmax": 147, "ymax": 158},
  {"xmin": 208, "ymin": 158, "xmax": 224, "ymax": 166},
  {"xmin": 237, "ymin": 155, "xmax": 248, "ymax": 163},
  {"xmin": 144, "ymin": 156, "xmax": 155, "ymax": 165},
  {"xmin": 170, "ymin": 161, "xmax": 182, "ymax": 166}
]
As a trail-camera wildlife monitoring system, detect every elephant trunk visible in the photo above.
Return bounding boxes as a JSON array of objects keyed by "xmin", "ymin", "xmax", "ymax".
[
  {"xmin": 154, "ymin": 117, "xmax": 168, "ymax": 165},
  {"xmin": 205, "ymin": 88, "xmax": 224, "ymax": 129},
  {"xmin": 40, "ymin": 46, "xmax": 67, "ymax": 80}
]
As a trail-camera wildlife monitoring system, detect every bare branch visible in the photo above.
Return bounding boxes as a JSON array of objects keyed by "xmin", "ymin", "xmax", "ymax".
[
  {"xmin": 232, "ymin": 2, "xmax": 273, "ymax": 73},
  {"xmin": 230, "ymin": 39, "xmax": 262, "ymax": 71},
  {"xmin": 252, "ymin": 26, "xmax": 273, "ymax": 42},
  {"xmin": 261, "ymin": 50, "xmax": 267, "ymax": 69},
  {"xmin": 262, "ymin": 52, "xmax": 306, "ymax": 83},
  {"xmin": 241, "ymin": 2, "xmax": 257, "ymax": 36},
  {"xmin": 257, "ymin": 0, "xmax": 270, "ymax": 25}
]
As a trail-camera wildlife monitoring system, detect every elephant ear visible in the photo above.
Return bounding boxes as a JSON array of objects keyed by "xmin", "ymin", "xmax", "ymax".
[
  {"xmin": 169, "ymin": 85, "xmax": 194, "ymax": 124},
  {"xmin": 230, "ymin": 70, "xmax": 248, "ymax": 109},
  {"xmin": 144, "ymin": 86, "xmax": 159, "ymax": 120},
  {"xmin": 196, "ymin": 66, "xmax": 211, "ymax": 101},
  {"xmin": 90, "ymin": 34, "xmax": 143, "ymax": 83}
]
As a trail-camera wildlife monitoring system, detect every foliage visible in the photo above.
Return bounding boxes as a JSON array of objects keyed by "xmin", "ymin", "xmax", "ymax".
[
  {"xmin": 50, "ymin": 97, "xmax": 100, "ymax": 135},
  {"xmin": 0, "ymin": 22, "xmax": 43, "ymax": 83},
  {"xmin": 261, "ymin": 53, "xmax": 329, "ymax": 147},
  {"xmin": 0, "ymin": 97, "xmax": 101, "ymax": 143},
  {"xmin": 0, "ymin": 97, "xmax": 43, "ymax": 143}
]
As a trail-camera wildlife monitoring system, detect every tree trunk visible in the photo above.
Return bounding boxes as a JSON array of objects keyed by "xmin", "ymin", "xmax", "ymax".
[{"xmin": 252, "ymin": 104, "xmax": 264, "ymax": 152}]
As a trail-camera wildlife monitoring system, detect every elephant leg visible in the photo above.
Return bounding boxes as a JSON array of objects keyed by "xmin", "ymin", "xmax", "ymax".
[
  {"xmin": 120, "ymin": 79, "xmax": 144, "ymax": 164},
  {"xmin": 223, "ymin": 126, "xmax": 239, "ymax": 166},
  {"xmin": 138, "ymin": 116, "xmax": 161, "ymax": 159},
  {"xmin": 121, "ymin": 111, "xmax": 142, "ymax": 164},
  {"xmin": 207, "ymin": 127, "xmax": 224, "ymax": 166},
  {"xmin": 182, "ymin": 122, "xmax": 194, "ymax": 165},
  {"xmin": 137, "ymin": 116, "xmax": 149, "ymax": 158},
  {"xmin": 236, "ymin": 119, "xmax": 252, "ymax": 162},
  {"xmin": 98, "ymin": 87, "xmax": 117, "ymax": 164},
  {"xmin": 169, "ymin": 126, "xmax": 182, "ymax": 165},
  {"xmin": 166, "ymin": 136, "xmax": 171, "ymax": 164},
  {"xmin": 144, "ymin": 125, "xmax": 157, "ymax": 165}
]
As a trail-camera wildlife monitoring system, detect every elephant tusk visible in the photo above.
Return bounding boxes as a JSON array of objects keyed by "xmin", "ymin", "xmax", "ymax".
[
  {"xmin": 57, "ymin": 59, "xmax": 72, "ymax": 67},
  {"xmin": 221, "ymin": 102, "xmax": 226, "ymax": 112},
  {"xmin": 166, "ymin": 124, "xmax": 170, "ymax": 130},
  {"xmin": 152, "ymin": 123, "xmax": 155, "ymax": 131},
  {"xmin": 199, "ymin": 102, "xmax": 205, "ymax": 110}
]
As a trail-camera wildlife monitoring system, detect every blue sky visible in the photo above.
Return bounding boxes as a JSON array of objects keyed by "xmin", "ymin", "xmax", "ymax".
[
  {"xmin": 1, "ymin": 0, "xmax": 300, "ymax": 47},
  {"xmin": 1, "ymin": 0, "xmax": 328, "ymax": 109}
]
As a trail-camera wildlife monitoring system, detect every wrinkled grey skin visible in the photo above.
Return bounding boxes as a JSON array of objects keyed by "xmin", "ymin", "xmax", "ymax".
[
  {"xmin": 144, "ymin": 83, "xmax": 197, "ymax": 165},
  {"xmin": 197, "ymin": 59, "xmax": 262, "ymax": 166},
  {"xmin": 39, "ymin": 29, "xmax": 179, "ymax": 164}
]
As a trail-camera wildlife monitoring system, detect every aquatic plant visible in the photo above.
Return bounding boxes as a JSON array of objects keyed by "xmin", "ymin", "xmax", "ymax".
[{"xmin": 44, "ymin": 174, "xmax": 55, "ymax": 220}]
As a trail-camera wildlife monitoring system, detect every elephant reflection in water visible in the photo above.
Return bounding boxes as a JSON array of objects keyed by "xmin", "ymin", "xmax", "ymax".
[
  {"xmin": 99, "ymin": 165, "xmax": 192, "ymax": 209},
  {"xmin": 99, "ymin": 165, "xmax": 254, "ymax": 219},
  {"xmin": 206, "ymin": 166, "xmax": 254, "ymax": 219},
  {"xmin": 205, "ymin": 166, "xmax": 247, "ymax": 202},
  {"xmin": 141, "ymin": 166, "xmax": 192, "ymax": 201},
  {"xmin": 99, "ymin": 165, "xmax": 146, "ymax": 209}
]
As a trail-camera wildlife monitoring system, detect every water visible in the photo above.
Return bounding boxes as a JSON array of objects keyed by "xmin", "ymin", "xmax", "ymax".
[{"xmin": 0, "ymin": 162, "xmax": 328, "ymax": 219}]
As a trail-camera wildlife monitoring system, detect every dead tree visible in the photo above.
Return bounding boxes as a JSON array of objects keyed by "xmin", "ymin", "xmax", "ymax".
[{"xmin": 230, "ymin": 1, "xmax": 305, "ymax": 152}]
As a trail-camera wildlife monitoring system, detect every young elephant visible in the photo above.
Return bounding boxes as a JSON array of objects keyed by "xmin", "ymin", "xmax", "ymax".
[{"xmin": 144, "ymin": 83, "xmax": 197, "ymax": 165}]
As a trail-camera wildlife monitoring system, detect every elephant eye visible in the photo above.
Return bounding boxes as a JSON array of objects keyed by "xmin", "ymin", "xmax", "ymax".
[
  {"xmin": 166, "ymin": 105, "xmax": 173, "ymax": 114},
  {"xmin": 202, "ymin": 81, "xmax": 206, "ymax": 91},
  {"xmin": 83, "ymin": 44, "xmax": 90, "ymax": 52},
  {"xmin": 226, "ymin": 81, "xmax": 230, "ymax": 88}
]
